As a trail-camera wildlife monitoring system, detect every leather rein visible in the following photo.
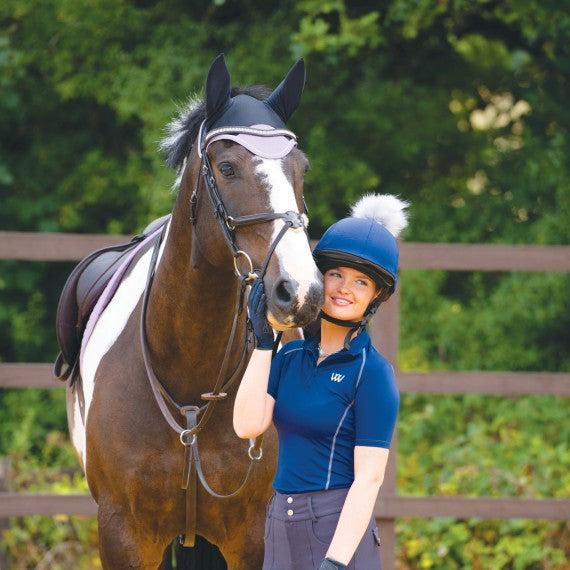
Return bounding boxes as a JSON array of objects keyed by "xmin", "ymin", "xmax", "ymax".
[{"xmin": 139, "ymin": 122, "xmax": 307, "ymax": 546}]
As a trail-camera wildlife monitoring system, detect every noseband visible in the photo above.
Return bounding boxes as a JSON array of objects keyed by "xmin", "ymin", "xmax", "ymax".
[{"xmin": 139, "ymin": 122, "xmax": 309, "ymax": 546}]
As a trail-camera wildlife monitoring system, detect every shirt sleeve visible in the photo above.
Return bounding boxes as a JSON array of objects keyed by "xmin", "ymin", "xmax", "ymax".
[{"xmin": 354, "ymin": 360, "xmax": 400, "ymax": 448}]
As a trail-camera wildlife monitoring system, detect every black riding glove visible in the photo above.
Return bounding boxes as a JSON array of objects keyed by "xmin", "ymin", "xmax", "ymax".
[
  {"xmin": 317, "ymin": 558, "xmax": 347, "ymax": 570},
  {"xmin": 248, "ymin": 279, "xmax": 274, "ymax": 350}
]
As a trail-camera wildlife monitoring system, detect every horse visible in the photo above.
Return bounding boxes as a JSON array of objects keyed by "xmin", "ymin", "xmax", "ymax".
[{"xmin": 62, "ymin": 54, "xmax": 324, "ymax": 568}]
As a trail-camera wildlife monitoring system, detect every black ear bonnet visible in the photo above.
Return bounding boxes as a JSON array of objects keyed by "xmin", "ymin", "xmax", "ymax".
[{"xmin": 204, "ymin": 53, "xmax": 305, "ymax": 131}]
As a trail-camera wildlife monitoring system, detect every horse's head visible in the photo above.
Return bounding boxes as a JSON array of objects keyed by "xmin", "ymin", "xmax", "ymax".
[{"xmin": 161, "ymin": 55, "xmax": 323, "ymax": 329}]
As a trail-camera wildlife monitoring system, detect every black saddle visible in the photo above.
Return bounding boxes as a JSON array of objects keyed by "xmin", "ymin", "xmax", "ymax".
[{"xmin": 54, "ymin": 215, "xmax": 170, "ymax": 382}]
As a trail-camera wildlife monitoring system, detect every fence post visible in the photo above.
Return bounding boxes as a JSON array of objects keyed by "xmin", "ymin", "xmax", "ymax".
[
  {"xmin": 0, "ymin": 457, "xmax": 12, "ymax": 570},
  {"xmin": 369, "ymin": 290, "xmax": 401, "ymax": 570}
]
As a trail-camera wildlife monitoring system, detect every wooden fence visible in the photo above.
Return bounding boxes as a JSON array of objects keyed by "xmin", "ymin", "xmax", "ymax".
[{"xmin": 1, "ymin": 231, "xmax": 569, "ymax": 569}]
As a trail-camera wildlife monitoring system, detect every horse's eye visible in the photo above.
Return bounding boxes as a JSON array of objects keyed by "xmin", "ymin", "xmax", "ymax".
[{"xmin": 219, "ymin": 163, "xmax": 235, "ymax": 177}]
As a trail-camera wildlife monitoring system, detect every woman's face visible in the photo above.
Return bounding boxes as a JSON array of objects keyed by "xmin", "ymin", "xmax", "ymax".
[{"xmin": 322, "ymin": 266, "xmax": 380, "ymax": 322}]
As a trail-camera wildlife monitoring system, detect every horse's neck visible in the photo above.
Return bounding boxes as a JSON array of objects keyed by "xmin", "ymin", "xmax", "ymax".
[{"xmin": 145, "ymin": 221, "xmax": 245, "ymax": 404}]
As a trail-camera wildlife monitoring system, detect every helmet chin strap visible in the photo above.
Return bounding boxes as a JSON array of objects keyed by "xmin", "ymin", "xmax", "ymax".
[
  {"xmin": 319, "ymin": 308, "xmax": 373, "ymax": 351},
  {"xmin": 319, "ymin": 310, "xmax": 361, "ymax": 329},
  {"xmin": 319, "ymin": 311, "xmax": 360, "ymax": 352}
]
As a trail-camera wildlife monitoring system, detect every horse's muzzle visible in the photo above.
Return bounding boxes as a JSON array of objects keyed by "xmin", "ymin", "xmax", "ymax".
[{"xmin": 267, "ymin": 280, "xmax": 324, "ymax": 330}]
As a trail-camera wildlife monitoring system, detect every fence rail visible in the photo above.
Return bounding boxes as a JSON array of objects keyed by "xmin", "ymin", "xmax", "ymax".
[
  {"xmin": 2, "ymin": 231, "xmax": 570, "ymax": 271},
  {"xmin": 2, "ymin": 364, "xmax": 570, "ymax": 396},
  {"xmin": 2, "ymin": 492, "xmax": 569, "ymax": 521},
  {"xmin": 1, "ymin": 231, "xmax": 569, "ymax": 569}
]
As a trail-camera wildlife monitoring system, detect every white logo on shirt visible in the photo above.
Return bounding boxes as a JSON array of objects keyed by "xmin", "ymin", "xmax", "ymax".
[{"xmin": 331, "ymin": 373, "xmax": 345, "ymax": 383}]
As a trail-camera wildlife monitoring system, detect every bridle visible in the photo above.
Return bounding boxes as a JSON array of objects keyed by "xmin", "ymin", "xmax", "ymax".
[
  {"xmin": 139, "ymin": 120, "xmax": 309, "ymax": 546},
  {"xmin": 191, "ymin": 121, "xmax": 308, "ymax": 278}
]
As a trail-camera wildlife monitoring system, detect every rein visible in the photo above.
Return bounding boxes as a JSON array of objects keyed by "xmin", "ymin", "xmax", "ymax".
[{"xmin": 139, "ymin": 123, "xmax": 308, "ymax": 547}]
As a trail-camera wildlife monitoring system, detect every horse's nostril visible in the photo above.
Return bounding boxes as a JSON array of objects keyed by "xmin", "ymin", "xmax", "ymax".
[{"xmin": 275, "ymin": 280, "xmax": 293, "ymax": 305}]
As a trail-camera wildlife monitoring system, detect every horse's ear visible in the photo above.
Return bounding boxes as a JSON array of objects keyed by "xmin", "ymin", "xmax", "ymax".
[
  {"xmin": 205, "ymin": 53, "xmax": 231, "ymax": 121},
  {"xmin": 265, "ymin": 59, "xmax": 306, "ymax": 123}
]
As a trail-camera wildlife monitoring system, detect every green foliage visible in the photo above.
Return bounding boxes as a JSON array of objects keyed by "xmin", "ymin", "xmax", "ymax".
[
  {"xmin": 0, "ymin": 388, "xmax": 99, "ymax": 568},
  {"xmin": 398, "ymin": 394, "xmax": 570, "ymax": 498},
  {"xmin": 3, "ymin": 514, "xmax": 99, "ymax": 570},
  {"xmin": 293, "ymin": 1, "xmax": 382, "ymax": 58},
  {"xmin": 399, "ymin": 270, "xmax": 570, "ymax": 372},
  {"xmin": 396, "ymin": 518, "xmax": 568, "ymax": 570},
  {"xmin": 0, "ymin": 0, "xmax": 569, "ymax": 567},
  {"xmin": 396, "ymin": 393, "xmax": 570, "ymax": 568}
]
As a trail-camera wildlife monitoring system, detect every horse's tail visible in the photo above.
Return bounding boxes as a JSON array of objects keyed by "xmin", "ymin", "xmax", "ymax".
[{"xmin": 162, "ymin": 536, "xmax": 227, "ymax": 569}]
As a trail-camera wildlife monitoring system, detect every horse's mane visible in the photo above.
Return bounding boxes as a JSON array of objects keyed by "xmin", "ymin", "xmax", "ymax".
[{"xmin": 160, "ymin": 85, "xmax": 272, "ymax": 174}]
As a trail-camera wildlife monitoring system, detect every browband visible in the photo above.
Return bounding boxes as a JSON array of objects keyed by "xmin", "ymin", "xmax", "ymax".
[{"xmin": 205, "ymin": 126, "xmax": 297, "ymax": 143}]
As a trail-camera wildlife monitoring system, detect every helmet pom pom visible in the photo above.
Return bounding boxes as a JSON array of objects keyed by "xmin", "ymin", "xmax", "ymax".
[{"xmin": 350, "ymin": 194, "xmax": 410, "ymax": 238}]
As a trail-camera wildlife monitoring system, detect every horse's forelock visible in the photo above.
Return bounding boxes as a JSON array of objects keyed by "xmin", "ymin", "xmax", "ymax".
[{"xmin": 160, "ymin": 85, "xmax": 273, "ymax": 177}]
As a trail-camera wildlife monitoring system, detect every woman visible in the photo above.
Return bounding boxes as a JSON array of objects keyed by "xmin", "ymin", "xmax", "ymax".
[{"xmin": 233, "ymin": 194, "xmax": 409, "ymax": 570}]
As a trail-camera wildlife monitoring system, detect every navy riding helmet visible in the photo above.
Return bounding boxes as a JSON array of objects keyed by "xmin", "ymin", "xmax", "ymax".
[{"xmin": 313, "ymin": 194, "xmax": 409, "ymax": 327}]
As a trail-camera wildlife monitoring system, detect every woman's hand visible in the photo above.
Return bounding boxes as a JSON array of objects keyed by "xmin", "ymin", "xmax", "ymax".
[
  {"xmin": 248, "ymin": 279, "xmax": 274, "ymax": 350},
  {"xmin": 233, "ymin": 284, "xmax": 277, "ymax": 438}
]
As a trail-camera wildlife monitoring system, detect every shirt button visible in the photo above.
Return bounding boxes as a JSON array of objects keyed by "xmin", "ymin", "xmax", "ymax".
[
  {"xmin": 287, "ymin": 509, "xmax": 294, "ymax": 516},
  {"xmin": 287, "ymin": 497, "xmax": 293, "ymax": 504}
]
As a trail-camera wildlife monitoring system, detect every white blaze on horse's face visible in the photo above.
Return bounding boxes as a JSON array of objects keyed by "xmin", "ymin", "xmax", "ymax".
[{"xmin": 254, "ymin": 156, "xmax": 322, "ymax": 329}]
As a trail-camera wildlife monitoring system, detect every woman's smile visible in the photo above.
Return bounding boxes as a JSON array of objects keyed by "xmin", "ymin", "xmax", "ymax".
[{"xmin": 331, "ymin": 295, "xmax": 352, "ymax": 306}]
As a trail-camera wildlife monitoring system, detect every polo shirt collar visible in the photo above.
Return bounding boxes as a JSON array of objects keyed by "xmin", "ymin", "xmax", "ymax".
[{"xmin": 304, "ymin": 328, "xmax": 371, "ymax": 361}]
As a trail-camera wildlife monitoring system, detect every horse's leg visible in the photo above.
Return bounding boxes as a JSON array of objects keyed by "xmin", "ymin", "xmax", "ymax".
[
  {"xmin": 196, "ymin": 426, "xmax": 278, "ymax": 570},
  {"xmin": 158, "ymin": 541, "xmax": 175, "ymax": 570},
  {"xmin": 223, "ymin": 538, "xmax": 264, "ymax": 570},
  {"xmin": 97, "ymin": 504, "xmax": 170, "ymax": 570},
  {"xmin": 206, "ymin": 460, "xmax": 273, "ymax": 568},
  {"xmin": 219, "ymin": 503, "xmax": 266, "ymax": 570}
]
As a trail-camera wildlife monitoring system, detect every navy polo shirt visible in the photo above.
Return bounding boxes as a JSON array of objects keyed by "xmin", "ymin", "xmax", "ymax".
[{"xmin": 267, "ymin": 330, "xmax": 399, "ymax": 494}]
